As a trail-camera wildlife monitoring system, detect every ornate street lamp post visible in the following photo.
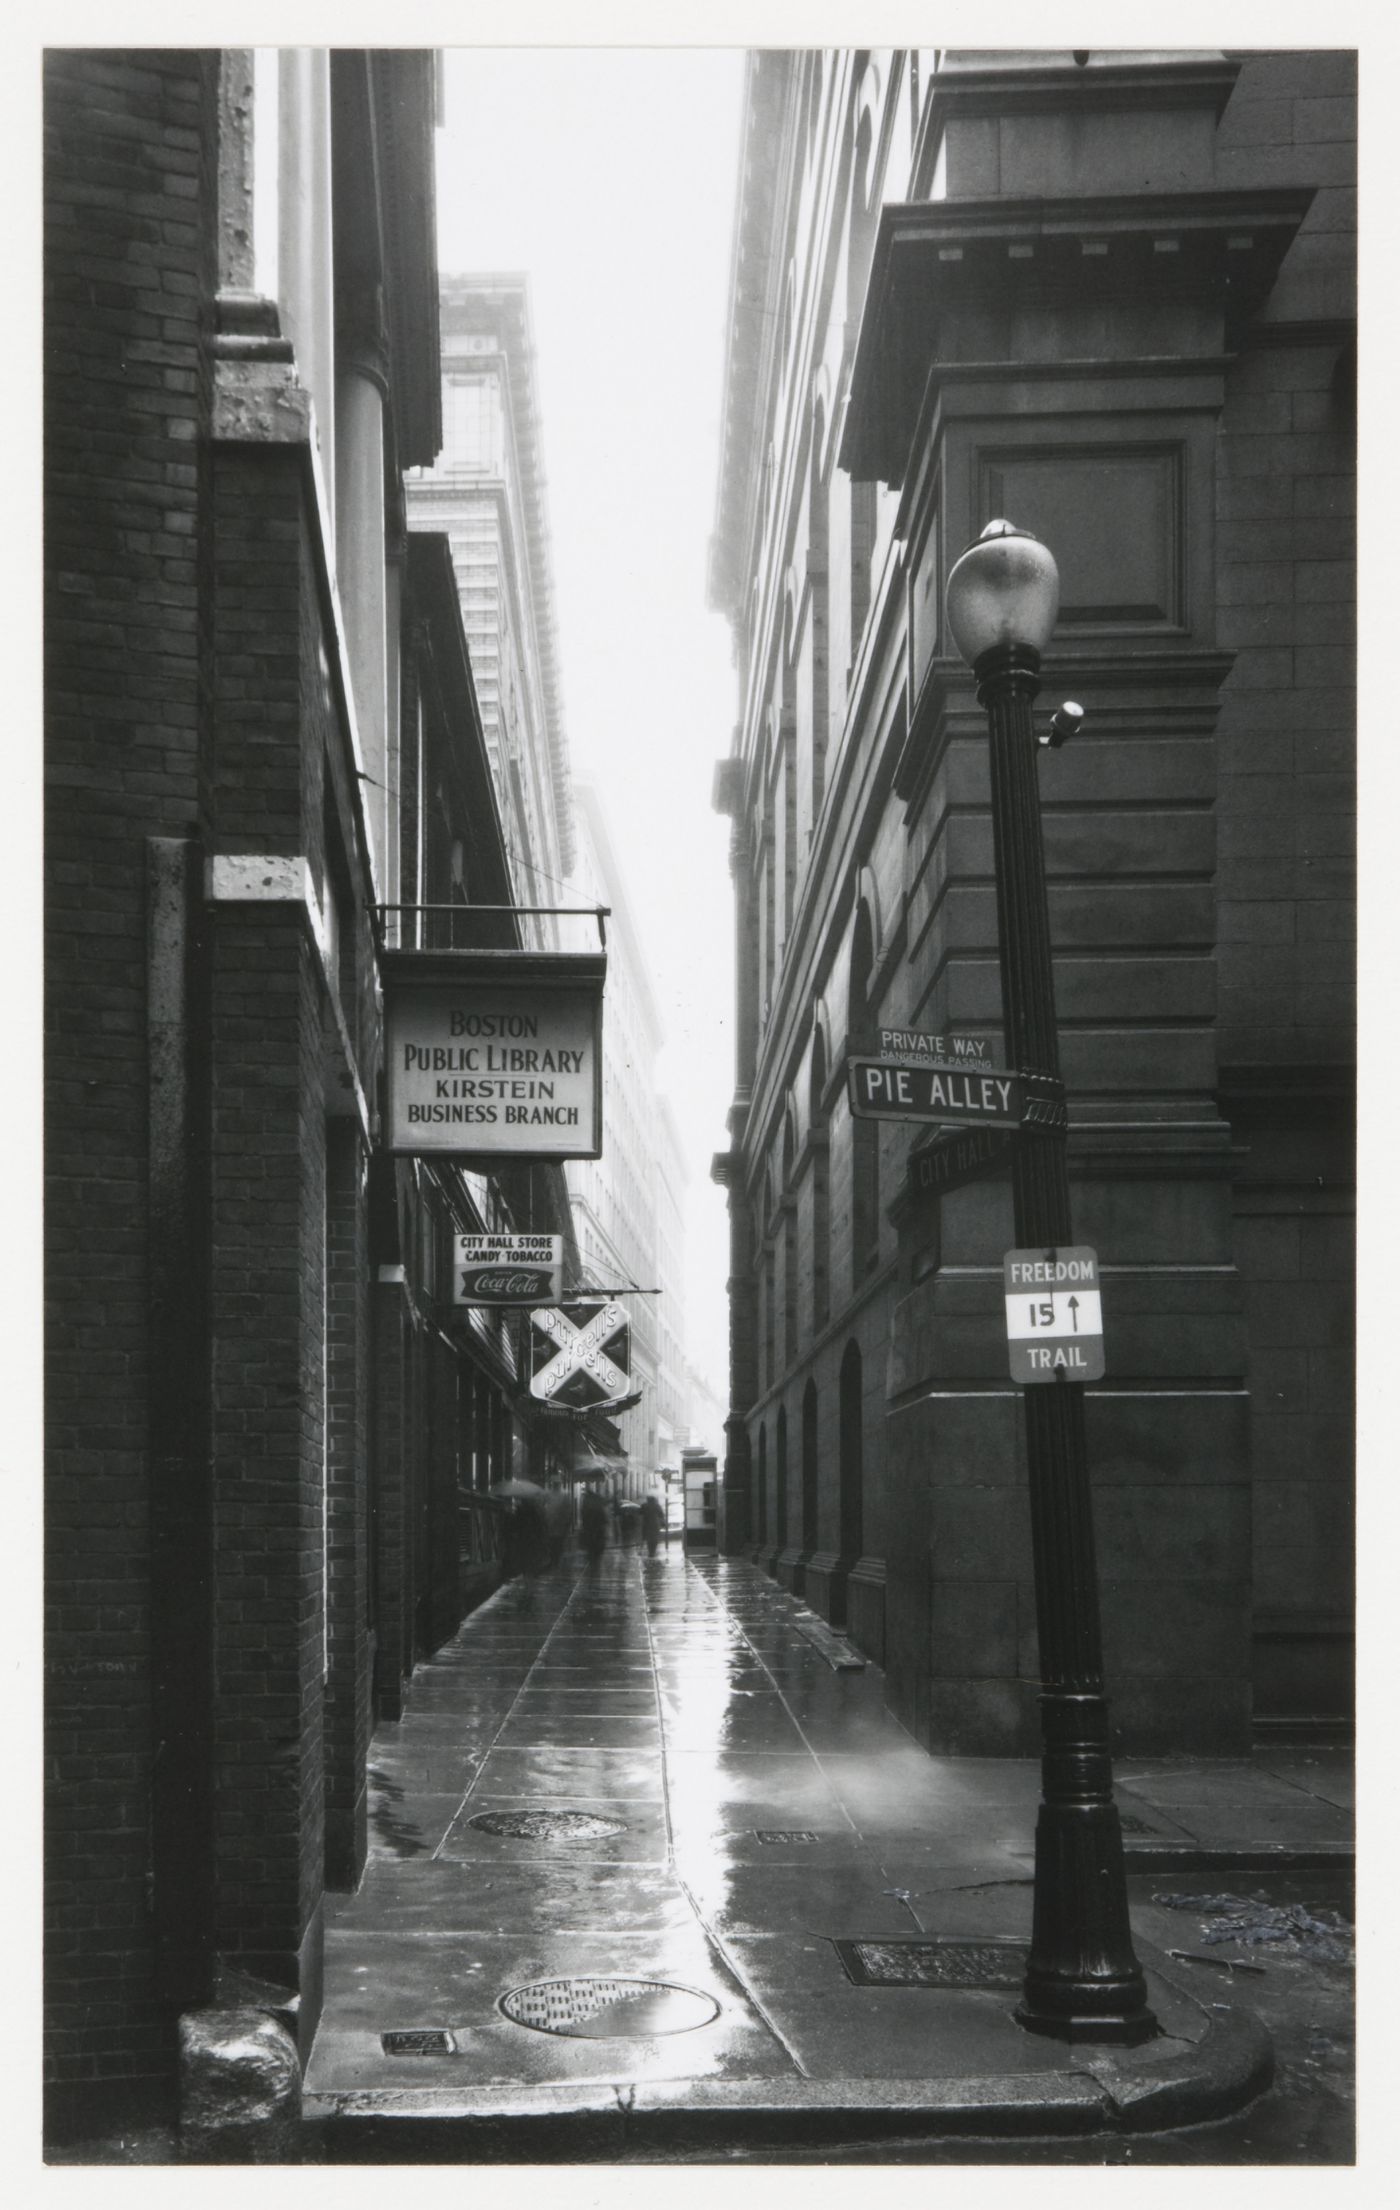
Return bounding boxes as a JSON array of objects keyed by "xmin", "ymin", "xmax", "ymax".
[{"xmin": 946, "ymin": 521, "xmax": 1157, "ymax": 2044}]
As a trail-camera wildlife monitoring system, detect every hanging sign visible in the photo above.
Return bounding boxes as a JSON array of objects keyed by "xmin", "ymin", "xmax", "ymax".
[
  {"xmin": 454, "ymin": 1233, "xmax": 563, "ymax": 1308},
  {"xmin": 1003, "ymin": 1246, "xmax": 1105, "ymax": 1384},
  {"xmin": 383, "ymin": 950, "xmax": 604, "ymax": 1159},
  {"xmin": 529, "ymin": 1299, "xmax": 631, "ymax": 1409}
]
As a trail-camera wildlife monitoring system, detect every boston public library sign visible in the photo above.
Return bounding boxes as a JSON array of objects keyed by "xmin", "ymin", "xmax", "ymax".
[{"xmin": 382, "ymin": 945, "xmax": 605, "ymax": 1159}]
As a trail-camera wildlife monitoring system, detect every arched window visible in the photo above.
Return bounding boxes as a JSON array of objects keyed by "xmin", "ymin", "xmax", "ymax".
[
  {"xmin": 779, "ymin": 611, "xmax": 797, "ymax": 960},
  {"xmin": 807, "ymin": 396, "xmax": 830, "ymax": 833},
  {"xmin": 782, "ymin": 1112, "xmax": 798, "ymax": 1366},
  {"xmin": 804, "ymin": 51, "xmax": 824, "ymax": 174},
  {"xmin": 847, "ymin": 84, "xmax": 880, "ymax": 662},
  {"xmin": 801, "ymin": 1378, "xmax": 819, "ymax": 1551},
  {"xmin": 775, "ymin": 1404, "xmax": 789, "ymax": 1552},
  {"xmin": 839, "ymin": 1339, "xmax": 863, "ymax": 1563},
  {"xmin": 756, "ymin": 1422, "xmax": 768, "ymax": 1546},
  {"xmin": 847, "ymin": 99, "xmax": 875, "ymax": 328},
  {"xmin": 848, "ymin": 899, "xmax": 880, "ymax": 1284},
  {"xmin": 809, "ymin": 1016, "xmax": 830, "ymax": 1332},
  {"xmin": 762, "ymin": 821, "xmax": 775, "ymax": 1022}
]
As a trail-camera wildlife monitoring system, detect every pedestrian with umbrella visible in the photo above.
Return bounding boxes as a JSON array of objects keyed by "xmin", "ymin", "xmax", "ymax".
[
  {"xmin": 489, "ymin": 1479, "xmax": 555, "ymax": 1581},
  {"xmin": 579, "ymin": 1483, "xmax": 608, "ymax": 1568},
  {"xmin": 640, "ymin": 1493, "xmax": 664, "ymax": 1558}
]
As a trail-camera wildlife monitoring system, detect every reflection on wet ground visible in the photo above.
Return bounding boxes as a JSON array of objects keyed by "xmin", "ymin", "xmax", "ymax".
[{"xmin": 305, "ymin": 1545, "xmax": 1353, "ymax": 2153}]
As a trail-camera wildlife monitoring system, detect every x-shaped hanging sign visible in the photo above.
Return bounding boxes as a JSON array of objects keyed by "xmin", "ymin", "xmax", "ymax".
[{"xmin": 529, "ymin": 1299, "xmax": 630, "ymax": 1403}]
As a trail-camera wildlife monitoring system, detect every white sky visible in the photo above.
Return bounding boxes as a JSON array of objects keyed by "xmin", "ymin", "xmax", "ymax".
[{"xmin": 434, "ymin": 48, "xmax": 744, "ymax": 1404}]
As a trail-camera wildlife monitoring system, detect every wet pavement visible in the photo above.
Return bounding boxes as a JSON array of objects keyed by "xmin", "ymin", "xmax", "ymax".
[{"xmin": 302, "ymin": 1545, "xmax": 1354, "ymax": 2160}]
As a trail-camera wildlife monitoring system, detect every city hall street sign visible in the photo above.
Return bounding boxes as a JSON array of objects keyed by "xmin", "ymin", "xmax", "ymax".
[
  {"xmin": 907, "ymin": 1124, "xmax": 1021, "ymax": 1201},
  {"xmin": 383, "ymin": 948, "xmax": 604, "ymax": 1159},
  {"xmin": 848, "ymin": 1057, "xmax": 1025, "ymax": 1129}
]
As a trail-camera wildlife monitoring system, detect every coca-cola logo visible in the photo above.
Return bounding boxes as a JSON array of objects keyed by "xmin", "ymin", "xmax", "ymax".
[{"xmin": 462, "ymin": 1268, "xmax": 552, "ymax": 1300}]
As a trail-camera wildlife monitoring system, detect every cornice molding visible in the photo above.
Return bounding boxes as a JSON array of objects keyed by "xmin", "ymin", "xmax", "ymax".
[{"xmin": 843, "ymin": 187, "xmax": 1315, "ymax": 485}]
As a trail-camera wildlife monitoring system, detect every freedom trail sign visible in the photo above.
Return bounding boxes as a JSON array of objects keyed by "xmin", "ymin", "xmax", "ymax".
[{"xmin": 1003, "ymin": 1247, "xmax": 1105, "ymax": 1384}]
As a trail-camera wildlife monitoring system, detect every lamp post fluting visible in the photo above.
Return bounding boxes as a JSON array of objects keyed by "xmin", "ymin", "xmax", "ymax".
[{"xmin": 946, "ymin": 521, "xmax": 1157, "ymax": 2044}]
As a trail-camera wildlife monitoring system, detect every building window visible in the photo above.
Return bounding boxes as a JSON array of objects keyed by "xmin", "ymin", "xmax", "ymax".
[
  {"xmin": 807, "ymin": 397, "xmax": 830, "ymax": 838},
  {"xmin": 809, "ymin": 1021, "xmax": 830, "ymax": 1332},
  {"xmin": 775, "ymin": 1403, "xmax": 789, "ymax": 1552},
  {"xmin": 801, "ymin": 1378, "xmax": 819, "ymax": 1551},
  {"xmin": 839, "ymin": 1339, "xmax": 863, "ymax": 1564},
  {"xmin": 849, "ymin": 900, "xmax": 879, "ymax": 1284}
]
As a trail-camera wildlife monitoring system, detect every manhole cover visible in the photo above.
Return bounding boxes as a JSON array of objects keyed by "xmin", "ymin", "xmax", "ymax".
[
  {"xmin": 833, "ymin": 1938, "xmax": 1029, "ymax": 1989},
  {"xmin": 754, "ymin": 1829, "xmax": 821, "ymax": 1844},
  {"xmin": 500, "ymin": 1977, "xmax": 720, "ymax": 2039},
  {"xmin": 468, "ymin": 1808, "xmax": 627, "ymax": 1841},
  {"xmin": 381, "ymin": 2028, "xmax": 455, "ymax": 2055}
]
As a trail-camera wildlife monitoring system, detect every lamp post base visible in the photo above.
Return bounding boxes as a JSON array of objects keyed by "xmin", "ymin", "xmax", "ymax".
[
  {"xmin": 1014, "ymin": 1778, "xmax": 1159, "ymax": 2045},
  {"xmin": 1015, "ymin": 2001, "xmax": 1161, "ymax": 2049}
]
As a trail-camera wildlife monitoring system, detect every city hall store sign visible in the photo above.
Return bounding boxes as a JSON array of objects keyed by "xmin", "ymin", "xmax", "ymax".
[{"xmin": 382, "ymin": 949, "xmax": 605, "ymax": 1160}]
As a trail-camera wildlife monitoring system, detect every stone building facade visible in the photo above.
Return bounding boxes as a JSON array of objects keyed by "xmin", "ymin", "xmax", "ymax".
[
  {"xmin": 565, "ymin": 782, "xmax": 693, "ymax": 1496},
  {"xmin": 406, "ymin": 274, "xmax": 575, "ymax": 944},
  {"xmin": 43, "ymin": 47, "xmax": 577, "ymax": 2138},
  {"xmin": 709, "ymin": 49, "xmax": 1354, "ymax": 1754}
]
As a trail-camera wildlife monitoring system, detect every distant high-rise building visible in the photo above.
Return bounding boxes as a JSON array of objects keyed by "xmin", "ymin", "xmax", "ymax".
[
  {"xmin": 565, "ymin": 781, "xmax": 694, "ymax": 1493},
  {"xmin": 407, "ymin": 274, "xmax": 574, "ymax": 939}
]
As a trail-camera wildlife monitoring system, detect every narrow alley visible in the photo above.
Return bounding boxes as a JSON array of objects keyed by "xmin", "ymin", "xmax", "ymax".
[{"xmin": 301, "ymin": 1544, "xmax": 1353, "ymax": 2162}]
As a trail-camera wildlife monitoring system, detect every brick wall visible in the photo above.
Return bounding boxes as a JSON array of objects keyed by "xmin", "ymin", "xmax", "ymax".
[
  {"xmin": 325, "ymin": 1120, "xmax": 370, "ymax": 1888},
  {"xmin": 43, "ymin": 48, "xmax": 219, "ymax": 2115},
  {"xmin": 206, "ymin": 907, "xmax": 327, "ymax": 1978}
]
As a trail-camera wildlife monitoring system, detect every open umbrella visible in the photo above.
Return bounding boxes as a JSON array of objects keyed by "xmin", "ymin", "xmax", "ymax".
[{"xmin": 488, "ymin": 1478, "xmax": 548, "ymax": 1501}]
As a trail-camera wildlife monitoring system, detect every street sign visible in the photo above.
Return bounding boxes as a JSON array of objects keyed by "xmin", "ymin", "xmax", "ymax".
[
  {"xmin": 879, "ymin": 1027, "xmax": 997, "ymax": 1069},
  {"xmin": 1003, "ymin": 1246, "xmax": 1105, "ymax": 1384},
  {"xmin": 849, "ymin": 1058, "xmax": 1025, "ymax": 1128},
  {"xmin": 529, "ymin": 1299, "xmax": 631, "ymax": 1408},
  {"xmin": 455, "ymin": 1233, "xmax": 562, "ymax": 1308},
  {"xmin": 907, "ymin": 1124, "xmax": 1020, "ymax": 1202}
]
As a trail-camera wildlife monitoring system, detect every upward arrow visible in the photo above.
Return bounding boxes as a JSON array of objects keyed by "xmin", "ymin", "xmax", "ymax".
[{"xmin": 1068, "ymin": 1295, "xmax": 1080, "ymax": 1332}]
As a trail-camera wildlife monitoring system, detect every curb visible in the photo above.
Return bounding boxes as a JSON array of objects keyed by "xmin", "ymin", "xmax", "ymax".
[
  {"xmin": 302, "ymin": 2003, "xmax": 1273, "ymax": 2162},
  {"xmin": 1123, "ymin": 1843, "xmax": 1353, "ymax": 1875}
]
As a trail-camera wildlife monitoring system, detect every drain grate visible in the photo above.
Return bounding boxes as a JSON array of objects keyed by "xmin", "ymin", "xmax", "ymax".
[
  {"xmin": 468, "ymin": 1808, "xmax": 626, "ymax": 1841},
  {"xmin": 1118, "ymin": 1814, "xmax": 1154, "ymax": 1835},
  {"xmin": 381, "ymin": 2028, "xmax": 455, "ymax": 2056},
  {"xmin": 753, "ymin": 1829, "xmax": 821, "ymax": 1845},
  {"xmin": 500, "ymin": 1976, "xmax": 720, "ymax": 2039},
  {"xmin": 833, "ymin": 1938, "xmax": 1029, "ymax": 1990}
]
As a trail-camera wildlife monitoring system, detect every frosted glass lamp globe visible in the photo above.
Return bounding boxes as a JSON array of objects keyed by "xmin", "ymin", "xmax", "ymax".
[{"xmin": 945, "ymin": 520, "xmax": 1060, "ymax": 665}]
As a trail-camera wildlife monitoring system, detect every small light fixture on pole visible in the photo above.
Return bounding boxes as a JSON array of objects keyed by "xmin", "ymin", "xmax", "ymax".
[{"xmin": 945, "ymin": 520, "xmax": 1157, "ymax": 2044}]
